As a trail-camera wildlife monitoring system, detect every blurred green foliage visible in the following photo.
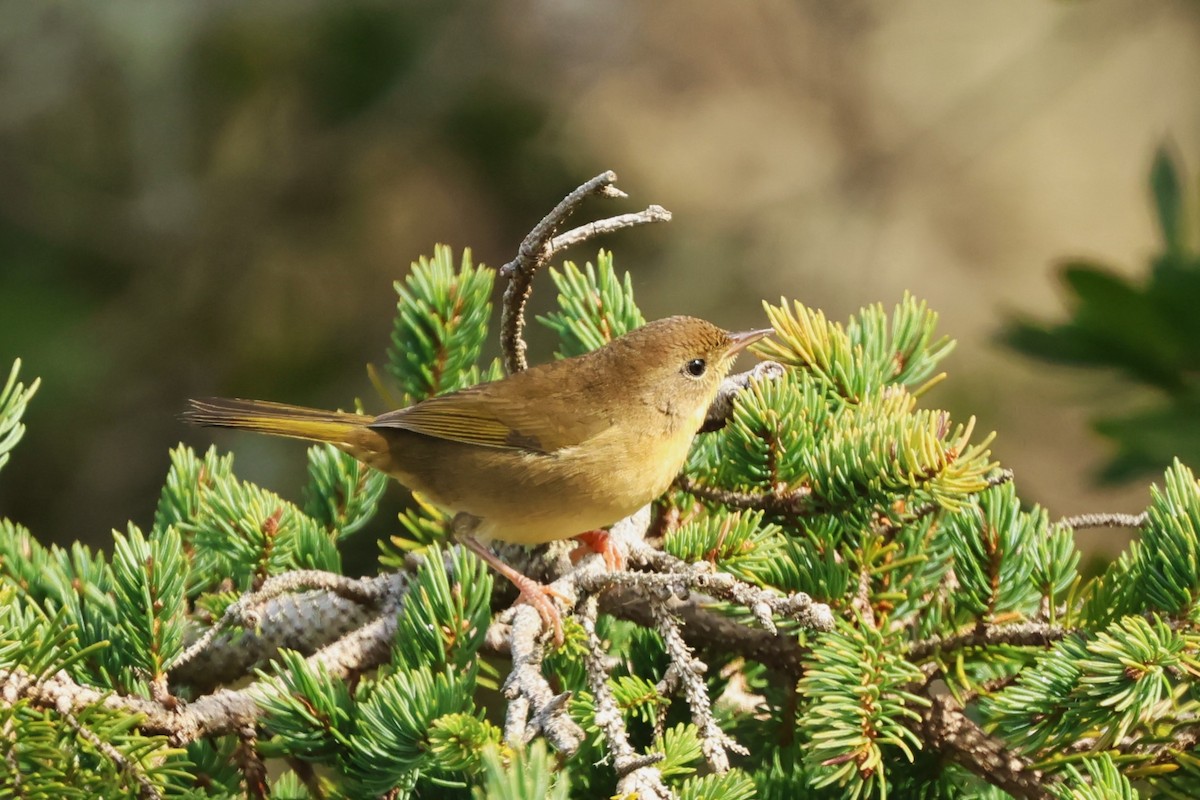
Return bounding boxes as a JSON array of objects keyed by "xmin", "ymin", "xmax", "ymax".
[
  {"xmin": 0, "ymin": 3, "xmax": 595, "ymax": 546},
  {"xmin": 1004, "ymin": 146, "xmax": 1200, "ymax": 481}
]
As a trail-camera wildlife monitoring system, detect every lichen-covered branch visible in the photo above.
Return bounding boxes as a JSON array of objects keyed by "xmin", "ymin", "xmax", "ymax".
[
  {"xmin": 578, "ymin": 596, "xmax": 671, "ymax": 800},
  {"xmin": 651, "ymin": 597, "xmax": 748, "ymax": 773},
  {"xmin": 170, "ymin": 571, "xmax": 400, "ymax": 689},
  {"xmin": 1059, "ymin": 511, "xmax": 1147, "ymax": 529},
  {"xmin": 501, "ymin": 602, "xmax": 584, "ymax": 754}
]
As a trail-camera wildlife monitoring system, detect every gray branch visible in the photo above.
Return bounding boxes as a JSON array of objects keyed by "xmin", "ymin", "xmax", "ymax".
[
  {"xmin": 1058, "ymin": 511, "xmax": 1147, "ymax": 530},
  {"xmin": 498, "ymin": 171, "xmax": 671, "ymax": 374},
  {"xmin": 652, "ymin": 597, "xmax": 747, "ymax": 773},
  {"xmin": 579, "ymin": 596, "xmax": 672, "ymax": 800},
  {"xmin": 917, "ymin": 690, "xmax": 1053, "ymax": 800},
  {"xmin": 908, "ymin": 621, "xmax": 1068, "ymax": 662}
]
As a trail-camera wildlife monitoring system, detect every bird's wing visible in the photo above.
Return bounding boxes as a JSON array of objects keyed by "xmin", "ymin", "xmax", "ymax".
[{"xmin": 369, "ymin": 377, "xmax": 614, "ymax": 453}]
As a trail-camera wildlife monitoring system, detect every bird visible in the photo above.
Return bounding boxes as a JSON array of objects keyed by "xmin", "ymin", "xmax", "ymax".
[{"xmin": 185, "ymin": 315, "xmax": 771, "ymax": 642}]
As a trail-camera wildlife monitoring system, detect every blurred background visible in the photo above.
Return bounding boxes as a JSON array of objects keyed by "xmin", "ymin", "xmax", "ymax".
[{"xmin": 1, "ymin": 0, "xmax": 1198, "ymax": 560}]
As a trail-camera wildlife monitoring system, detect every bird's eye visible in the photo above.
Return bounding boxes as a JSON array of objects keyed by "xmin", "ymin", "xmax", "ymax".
[{"xmin": 684, "ymin": 358, "xmax": 707, "ymax": 378}]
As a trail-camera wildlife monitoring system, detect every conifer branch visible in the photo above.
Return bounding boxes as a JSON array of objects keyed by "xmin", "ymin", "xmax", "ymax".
[
  {"xmin": 917, "ymin": 691, "xmax": 1053, "ymax": 800},
  {"xmin": 581, "ymin": 543, "xmax": 835, "ymax": 634},
  {"xmin": 674, "ymin": 476, "xmax": 814, "ymax": 516},
  {"xmin": 601, "ymin": 585, "xmax": 810, "ymax": 677},
  {"xmin": 908, "ymin": 621, "xmax": 1068, "ymax": 661},
  {"xmin": 501, "ymin": 602, "xmax": 584, "ymax": 753},
  {"xmin": 499, "ymin": 171, "xmax": 670, "ymax": 373},
  {"xmin": 700, "ymin": 360, "xmax": 786, "ymax": 433},
  {"xmin": 59, "ymin": 706, "xmax": 164, "ymax": 800},
  {"xmin": 0, "ymin": 578, "xmax": 410, "ymax": 747}
]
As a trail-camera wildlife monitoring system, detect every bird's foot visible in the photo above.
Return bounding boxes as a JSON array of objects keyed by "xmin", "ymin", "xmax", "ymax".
[
  {"xmin": 570, "ymin": 529, "xmax": 625, "ymax": 571},
  {"xmin": 456, "ymin": 531, "xmax": 569, "ymax": 646},
  {"xmin": 510, "ymin": 571, "xmax": 570, "ymax": 646}
]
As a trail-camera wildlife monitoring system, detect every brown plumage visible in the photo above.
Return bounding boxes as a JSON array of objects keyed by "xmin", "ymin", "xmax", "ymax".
[
  {"xmin": 185, "ymin": 316, "xmax": 771, "ymax": 641},
  {"xmin": 186, "ymin": 316, "xmax": 767, "ymax": 545}
]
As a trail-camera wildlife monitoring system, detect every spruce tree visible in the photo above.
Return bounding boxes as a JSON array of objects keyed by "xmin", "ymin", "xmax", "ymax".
[{"xmin": 0, "ymin": 172, "xmax": 1192, "ymax": 799}]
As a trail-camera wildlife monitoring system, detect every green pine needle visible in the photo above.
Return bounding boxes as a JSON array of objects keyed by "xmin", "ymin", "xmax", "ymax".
[
  {"xmin": 799, "ymin": 618, "xmax": 929, "ymax": 799},
  {"xmin": 270, "ymin": 769, "xmax": 317, "ymax": 800},
  {"xmin": 427, "ymin": 713, "xmax": 503, "ymax": 774},
  {"xmin": 1133, "ymin": 459, "xmax": 1200, "ymax": 616},
  {"xmin": 391, "ymin": 544, "xmax": 493, "ymax": 673},
  {"xmin": 387, "ymin": 244, "xmax": 495, "ymax": 402},
  {"xmin": 664, "ymin": 509, "xmax": 785, "ymax": 583},
  {"xmin": 758, "ymin": 293, "xmax": 954, "ymax": 402},
  {"xmin": 380, "ymin": 491, "xmax": 454, "ymax": 567},
  {"xmin": 0, "ymin": 359, "xmax": 39, "ymax": 474},
  {"xmin": 303, "ymin": 443, "xmax": 388, "ymax": 539},
  {"xmin": 163, "ymin": 447, "xmax": 339, "ymax": 592},
  {"xmin": 474, "ymin": 741, "xmax": 569, "ymax": 800},
  {"xmin": 1050, "ymin": 754, "xmax": 1138, "ymax": 800},
  {"xmin": 677, "ymin": 770, "xmax": 757, "ymax": 800},
  {"xmin": 258, "ymin": 649, "xmax": 355, "ymax": 762},
  {"xmin": 347, "ymin": 666, "xmax": 476, "ymax": 795},
  {"xmin": 651, "ymin": 723, "xmax": 704, "ymax": 781},
  {"xmin": 940, "ymin": 482, "xmax": 1044, "ymax": 622},
  {"xmin": 111, "ymin": 524, "xmax": 188, "ymax": 680},
  {"xmin": 983, "ymin": 615, "xmax": 1200, "ymax": 753},
  {"xmin": 537, "ymin": 250, "xmax": 646, "ymax": 357}
]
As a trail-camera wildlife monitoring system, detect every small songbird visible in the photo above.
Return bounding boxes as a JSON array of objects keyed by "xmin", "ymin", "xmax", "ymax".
[{"xmin": 186, "ymin": 316, "xmax": 770, "ymax": 642}]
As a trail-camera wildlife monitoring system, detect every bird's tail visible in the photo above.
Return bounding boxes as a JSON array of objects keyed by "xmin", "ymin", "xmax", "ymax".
[{"xmin": 184, "ymin": 398, "xmax": 370, "ymax": 445}]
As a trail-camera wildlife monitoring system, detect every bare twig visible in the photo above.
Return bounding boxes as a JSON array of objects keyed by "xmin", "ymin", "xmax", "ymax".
[
  {"xmin": 918, "ymin": 690, "xmax": 1053, "ymax": 800},
  {"xmin": 908, "ymin": 622, "xmax": 1068, "ymax": 662},
  {"xmin": 1058, "ymin": 512, "xmax": 1147, "ymax": 530},
  {"xmin": 548, "ymin": 206, "xmax": 672, "ymax": 258},
  {"xmin": 498, "ymin": 171, "xmax": 671, "ymax": 373}
]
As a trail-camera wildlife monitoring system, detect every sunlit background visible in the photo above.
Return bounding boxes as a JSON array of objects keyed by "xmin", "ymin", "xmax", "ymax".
[{"xmin": 2, "ymin": 1, "xmax": 1198, "ymax": 562}]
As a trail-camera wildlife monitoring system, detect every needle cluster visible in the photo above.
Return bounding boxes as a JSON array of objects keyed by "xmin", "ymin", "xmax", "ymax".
[{"xmin": 4, "ymin": 173, "xmax": 1200, "ymax": 800}]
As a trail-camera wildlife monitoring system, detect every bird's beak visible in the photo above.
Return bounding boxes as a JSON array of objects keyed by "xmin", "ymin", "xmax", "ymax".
[{"xmin": 726, "ymin": 327, "xmax": 774, "ymax": 355}]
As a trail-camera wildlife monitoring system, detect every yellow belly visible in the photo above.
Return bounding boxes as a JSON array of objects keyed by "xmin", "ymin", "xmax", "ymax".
[{"xmin": 376, "ymin": 425, "xmax": 694, "ymax": 545}]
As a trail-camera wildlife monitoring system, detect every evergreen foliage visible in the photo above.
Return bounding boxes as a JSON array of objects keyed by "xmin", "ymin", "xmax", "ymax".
[
  {"xmin": 3, "ymin": 231, "xmax": 1200, "ymax": 799},
  {"xmin": 0, "ymin": 359, "xmax": 38, "ymax": 474},
  {"xmin": 1005, "ymin": 146, "xmax": 1200, "ymax": 480}
]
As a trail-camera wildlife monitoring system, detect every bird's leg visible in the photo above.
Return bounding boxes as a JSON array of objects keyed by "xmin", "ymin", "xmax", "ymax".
[
  {"xmin": 456, "ymin": 531, "xmax": 568, "ymax": 646},
  {"xmin": 569, "ymin": 529, "xmax": 625, "ymax": 571}
]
